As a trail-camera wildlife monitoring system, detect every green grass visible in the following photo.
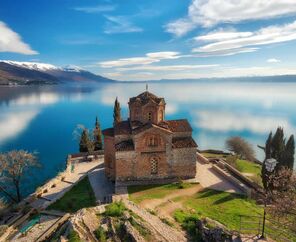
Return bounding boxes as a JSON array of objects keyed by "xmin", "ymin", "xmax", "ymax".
[
  {"xmin": 234, "ymin": 159, "xmax": 262, "ymax": 185},
  {"xmin": 128, "ymin": 183, "xmax": 194, "ymax": 204},
  {"xmin": 176, "ymin": 189, "xmax": 263, "ymax": 231},
  {"xmin": 203, "ymin": 152, "xmax": 263, "ymax": 186},
  {"xmin": 48, "ymin": 177, "xmax": 96, "ymax": 213},
  {"xmin": 94, "ymin": 227, "xmax": 107, "ymax": 242},
  {"xmin": 68, "ymin": 230, "xmax": 82, "ymax": 242},
  {"xmin": 104, "ymin": 201, "xmax": 126, "ymax": 217}
]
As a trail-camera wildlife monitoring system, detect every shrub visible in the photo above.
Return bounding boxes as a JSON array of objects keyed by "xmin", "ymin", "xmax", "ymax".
[
  {"xmin": 146, "ymin": 208, "xmax": 156, "ymax": 215},
  {"xmin": 104, "ymin": 201, "xmax": 126, "ymax": 217},
  {"xmin": 94, "ymin": 227, "xmax": 106, "ymax": 242},
  {"xmin": 68, "ymin": 230, "xmax": 82, "ymax": 242},
  {"xmin": 160, "ymin": 217, "xmax": 174, "ymax": 227},
  {"xmin": 174, "ymin": 210, "xmax": 202, "ymax": 240}
]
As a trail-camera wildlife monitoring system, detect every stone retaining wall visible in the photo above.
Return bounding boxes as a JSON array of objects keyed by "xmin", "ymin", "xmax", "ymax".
[{"xmin": 212, "ymin": 165, "xmax": 251, "ymax": 196}]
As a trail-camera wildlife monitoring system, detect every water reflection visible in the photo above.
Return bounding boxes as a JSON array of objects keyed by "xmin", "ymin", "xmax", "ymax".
[
  {"xmin": 0, "ymin": 110, "xmax": 39, "ymax": 144},
  {"xmin": 0, "ymin": 81, "xmax": 295, "ymax": 196}
]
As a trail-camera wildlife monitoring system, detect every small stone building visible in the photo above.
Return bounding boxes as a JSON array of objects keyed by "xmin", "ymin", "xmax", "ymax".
[{"xmin": 102, "ymin": 90, "xmax": 197, "ymax": 184}]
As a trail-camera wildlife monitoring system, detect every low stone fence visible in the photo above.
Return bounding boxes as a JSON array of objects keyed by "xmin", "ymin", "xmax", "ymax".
[
  {"xmin": 199, "ymin": 149, "xmax": 232, "ymax": 156},
  {"xmin": 222, "ymin": 161, "xmax": 262, "ymax": 192},
  {"xmin": 211, "ymin": 165, "xmax": 252, "ymax": 196},
  {"xmin": 22, "ymin": 153, "xmax": 104, "ymax": 207},
  {"xmin": 197, "ymin": 152, "xmax": 210, "ymax": 164},
  {"xmin": 35, "ymin": 213, "xmax": 70, "ymax": 242},
  {"xmin": 0, "ymin": 208, "xmax": 38, "ymax": 241}
]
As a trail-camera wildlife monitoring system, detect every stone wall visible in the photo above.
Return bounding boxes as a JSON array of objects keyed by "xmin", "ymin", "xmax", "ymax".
[
  {"xmin": 114, "ymin": 127, "xmax": 196, "ymax": 182},
  {"xmin": 172, "ymin": 147, "xmax": 197, "ymax": 178},
  {"xmin": 129, "ymin": 101, "xmax": 165, "ymax": 124},
  {"xmin": 104, "ymin": 135, "xmax": 116, "ymax": 180}
]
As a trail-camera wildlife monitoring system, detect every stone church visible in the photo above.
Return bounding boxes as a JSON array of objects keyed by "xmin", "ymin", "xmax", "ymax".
[{"xmin": 102, "ymin": 90, "xmax": 197, "ymax": 184}]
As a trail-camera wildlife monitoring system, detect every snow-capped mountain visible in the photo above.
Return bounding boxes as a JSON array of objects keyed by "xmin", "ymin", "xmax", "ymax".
[
  {"xmin": 0, "ymin": 60, "xmax": 114, "ymax": 85},
  {"xmin": 1, "ymin": 60, "xmax": 60, "ymax": 71}
]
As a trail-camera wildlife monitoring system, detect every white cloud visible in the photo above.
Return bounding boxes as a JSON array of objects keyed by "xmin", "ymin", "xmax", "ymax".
[
  {"xmin": 117, "ymin": 64, "xmax": 219, "ymax": 72},
  {"xmin": 166, "ymin": 0, "xmax": 296, "ymax": 36},
  {"xmin": 99, "ymin": 51, "xmax": 181, "ymax": 68},
  {"xmin": 0, "ymin": 21, "xmax": 38, "ymax": 55},
  {"xmin": 73, "ymin": 5, "xmax": 116, "ymax": 13},
  {"xmin": 194, "ymin": 47, "xmax": 258, "ymax": 57},
  {"xmin": 267, "ymin": 58, "xmax": 281, "ymax": 63},
  {"xmin": 195, "ymin": 110, "xmax": 295, "ymax": 134},
  {"xmin": 193, "ymin": 21, "xmax": 296, "ymax": 56},
  {"xmin": 165, "ymin": 18, "xmax": 196, "ymax": 37},
  {"xmin": 195, "ymin": 29, "xmax": 253, "ymax": 42},
  {"xmin": 104, "ymin": 15, "xmax": 142, "ymax": 34},
  {"xmin": 105, "ymin": 65, "xmax": 296, "ymax": 81}
]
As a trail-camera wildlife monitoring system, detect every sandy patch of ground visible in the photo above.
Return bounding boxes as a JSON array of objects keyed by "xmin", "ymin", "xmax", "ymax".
[
  {"xmin": 139, "ymin": 184, "xmax": 202, "ymax": 211},
  {"xmin": 137, "ymin": 184, "xmax": 202, "ymax": 226}
]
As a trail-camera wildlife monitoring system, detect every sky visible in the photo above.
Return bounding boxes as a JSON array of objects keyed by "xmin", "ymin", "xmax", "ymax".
[{"xmin": 1, "ymin": 0, "xmax": 296, "ymax": 81}]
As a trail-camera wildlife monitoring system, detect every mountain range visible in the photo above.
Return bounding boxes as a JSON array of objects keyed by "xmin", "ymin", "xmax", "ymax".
[{"xmin": 0, "ymin": 61, "xmax": 114, "ymax": 85}]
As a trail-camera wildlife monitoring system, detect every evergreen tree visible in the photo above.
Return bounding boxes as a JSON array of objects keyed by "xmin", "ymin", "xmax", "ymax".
[
  {"xmin": 113, "ymin": 97, "xmax": 121, "ymax": 126},
  {"xmin": 271, "ymin": 127, "xmax": 285, "ymax": 162},
  {"xmin": 261, "ymin": 132, "xmax": 273, "ymax": 190},
  {"xmin": 265, "ymin": 132, "xmax": 273, "ymax": 160},
  {"xmin": 93, "ymin": 117, "xmax": 103, "ymax": 151},
  {"xmin": 285, "ymin": 135, "xmax": 295, "ymax": 169},
  {"xmin": 79, "ymin": 128, "xmax": 92, "ymax": 153},
  {"xmin": 260, "ymin": 127, "xmax": 295, "ymax": 190}
]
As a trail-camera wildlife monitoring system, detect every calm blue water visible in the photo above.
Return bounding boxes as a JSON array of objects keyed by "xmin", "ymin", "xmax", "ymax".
[{"xmin": 0, "ymin": 81, "xmax": 295, "ymax": 197}]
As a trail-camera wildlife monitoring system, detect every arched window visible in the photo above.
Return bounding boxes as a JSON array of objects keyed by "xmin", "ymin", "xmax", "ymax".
[
  {"xmin": 160, "ymin": 110, "xmax": 164, "ymax": 121},
  {"xmin": 148, "ymin": 136, "xmax": 158, "ymax": 147},
  {"xmin": 148, "ymin": 112, "xmax": 152, "ymax": 121},
  {"xmin": 150, "ymin": 157, "xmax": 158, "ymax": 174}
]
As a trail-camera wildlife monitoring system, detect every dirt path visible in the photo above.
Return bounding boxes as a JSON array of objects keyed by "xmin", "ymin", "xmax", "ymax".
[
  {"xmin": 124, "ymin": 199, "xmax": 187, "ymax": 242},
  {"xmin": 139, "ymin": 184, "xmax": 202, "ymax": 211}
]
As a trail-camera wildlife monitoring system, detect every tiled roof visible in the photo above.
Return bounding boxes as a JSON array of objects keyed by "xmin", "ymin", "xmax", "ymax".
[
  {"xmin": 160, "ymin": 119, "xmax": 192, "ymax": 132},
  {"xmin": 104, "ymin": 119, "xmax": 192, "ymax": 137},
  {"xmin": 129, "ymin": 91, "xmax": 164, "ymax": 105},
  {"xmin": 172, "ymin": 137, "xmax": 198, "ymax": 149},
  {"xmin": 114, "ymin": 120, "xmax": 131, "ymax": 135},
  {"xmin": 115, "ymin": 140, "xmax": 134, "ymax": 151},
  {"xmin": 102, "ymin": 128, "xmax": 114, "ymax": 137},
  {"xmin": 132, "ymin": 122, "xmax": 172, "ymax": 135}
]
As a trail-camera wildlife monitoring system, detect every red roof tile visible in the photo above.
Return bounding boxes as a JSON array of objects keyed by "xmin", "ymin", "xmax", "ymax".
[
  {"xmin": 172, "ymin": 137, "xmax": 198, "ymax": 149},
  {"xmin": 115, "ymin": 140, "xmax": 134, "ymax": 151},
  {"xmin": 129, "ymin": 91, "xmax": 164, "ymax": 105},
  {"xmin": 114, "ymin": 120, "xmax": 131, "ymax": 135},
  {"xmin": 160, "ymin": 119, "xmax": 192, "ymax": 132}
]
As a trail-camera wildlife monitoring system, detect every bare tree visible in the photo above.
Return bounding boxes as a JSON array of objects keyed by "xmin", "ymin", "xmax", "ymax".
[
  {"xmin": 0, "ymin": 150, "xmax": 40, "ymax": 203},
  {"xmin": 226, "ymin": 136, "xmax": 255, "ymax": 161},
  {"xmin": 266, "ymin": 168, "xmax": 296, "ymax": 232}
]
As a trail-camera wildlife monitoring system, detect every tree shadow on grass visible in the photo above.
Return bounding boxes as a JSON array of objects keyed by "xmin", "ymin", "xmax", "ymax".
[
  {"xmin": 196, "ymin": 189, "xmax": 221, "ymax": 199},
  {"xmin": 212, "ymin": 193, "xmax": 236, "ymax": 205}
]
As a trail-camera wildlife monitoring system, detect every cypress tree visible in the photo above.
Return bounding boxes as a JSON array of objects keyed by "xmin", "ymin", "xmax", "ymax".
[
  {"xmin": 265, "ymin": 132, "xmax": 273, "ymax": 159},
  {"xmin": 261, "ymin": 132, "xmax": 273, "ymax": 190},
  {"xmin": 113, "ymin": 97, "xmax": 121, "ymax": 126},
  {"xmin": 93, "ymin": 117, "xmax": 103, "ymax": 151},
  {"xmin": 261, "ymin": 127, "xmax": 295, "ymax": 190},
  {"xmin": 271, "ymin": 127, "xmax": 285, "ymax": 162},
  {"xmin": 285, "ymin": 135, "xmax": 295, "ymax": 169},
  {"xmin": 79, "ymin": 128, "xmax": 91, "ymax": 153}
]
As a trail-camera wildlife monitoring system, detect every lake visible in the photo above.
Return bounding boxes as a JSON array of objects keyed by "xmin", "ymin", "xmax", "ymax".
[{"xmin": 0, "ymin": 81, "xmax": 296, "ymax": 197}]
